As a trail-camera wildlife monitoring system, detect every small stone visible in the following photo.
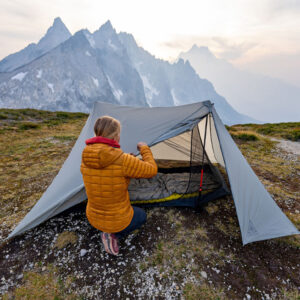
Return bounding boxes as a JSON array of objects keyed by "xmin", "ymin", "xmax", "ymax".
[
  {"xmin": 246, "ymin": 294, "xmax": 251, "ymax": 300},
  {"xmin": 17, "ymin": 274, "xmax": 23, "ymax": 280},
  {"xmin": 80, "ymin": 249, "xmax": 87, "ymax": 257},
  {"xmin": 157, "ymin": 227, "xmax": 160, "ymax": 231},
  {"xmin": 200, "ymin": 271, "xmax": 207, "ymax": 279},
  {"xmin": 42, "ymin": 266, "xmax": 46, "ymax": 271}
]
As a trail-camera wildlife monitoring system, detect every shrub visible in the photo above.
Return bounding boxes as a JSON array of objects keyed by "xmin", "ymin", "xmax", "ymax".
[
  {"xmin": 18, "ymin": 122, "xmax": 40, "ymax": 130},
  {"xmin": 0, "ymin": 113, "xmax": 7, "ymax": 119},
  {"xmin": 284, "ymin": 129, "xmax": 300, "ymax": 141},
  {"xmin": 232, "ymin": 133, "xmax": 259, "ymax": 141}
]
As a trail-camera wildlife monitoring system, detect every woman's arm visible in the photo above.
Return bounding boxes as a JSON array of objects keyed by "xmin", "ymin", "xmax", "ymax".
[{"xmin": 122, "ymin": 144, "xmax": 158, "ymax": 178}]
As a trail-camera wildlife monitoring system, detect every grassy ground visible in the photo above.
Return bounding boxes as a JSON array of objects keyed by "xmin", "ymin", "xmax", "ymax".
[
  {"xmin": 0, "ymin": 109, "xmax": 299, "ymax": 299},
  {"xmin": 227, "ymin": 122, "xmax": 300, "ymax": 142}
]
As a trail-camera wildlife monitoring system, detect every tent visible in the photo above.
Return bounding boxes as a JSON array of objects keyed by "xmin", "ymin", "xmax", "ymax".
[{"xmin": 8, "ymin": 101, "xmax": 299, "ymax": 245}]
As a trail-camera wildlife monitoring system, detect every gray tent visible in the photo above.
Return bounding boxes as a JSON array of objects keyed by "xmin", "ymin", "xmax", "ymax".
[{"xmin": 8, "ymin": 101, "xmax": 299, "ymax": 244}]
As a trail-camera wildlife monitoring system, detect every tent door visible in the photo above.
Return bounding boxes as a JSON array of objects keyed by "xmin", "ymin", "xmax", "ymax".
[{"xmin": 129, "ymin": 114, "xmax": 229, "ymax": 207}]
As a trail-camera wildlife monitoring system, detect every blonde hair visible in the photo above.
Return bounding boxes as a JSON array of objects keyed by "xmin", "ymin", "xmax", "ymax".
[{"xmin": 94, "ymin": 116, "xmax": 121, "ymax": 139}]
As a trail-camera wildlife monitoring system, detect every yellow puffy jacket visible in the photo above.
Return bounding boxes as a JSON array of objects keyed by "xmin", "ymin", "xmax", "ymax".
[{"xmin": 80, "ymin": 139, "xmax": 157, "ymax": 233}]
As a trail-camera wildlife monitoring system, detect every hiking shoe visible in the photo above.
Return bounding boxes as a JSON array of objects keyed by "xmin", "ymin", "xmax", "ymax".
[{"xmin": 101, "ymin": 232, "xmax": 119, "ymax": 256}]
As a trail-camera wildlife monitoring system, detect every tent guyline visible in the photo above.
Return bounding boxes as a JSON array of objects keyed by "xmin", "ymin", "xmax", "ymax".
[{"xmin": 7, "ymin": 101, "xmax": 299, "ymax": 245}]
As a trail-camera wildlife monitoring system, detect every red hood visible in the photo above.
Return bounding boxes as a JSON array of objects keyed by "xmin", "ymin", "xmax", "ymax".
[{"xmin": 85, "ymin": 136, "xmax": 120, "ymax": 148}]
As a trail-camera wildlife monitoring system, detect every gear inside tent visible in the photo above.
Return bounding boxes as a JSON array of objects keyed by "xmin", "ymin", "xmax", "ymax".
[
  {"xmin": 7, "ymin": 101, "xmax": 299, "ymax": 245},
  {"xmin": 129, "ymin": 114, "xmax": 229, "ymax": 207}
]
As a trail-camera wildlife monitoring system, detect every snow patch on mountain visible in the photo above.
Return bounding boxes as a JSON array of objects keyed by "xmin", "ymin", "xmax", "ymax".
[
  {"xmin": 36, "ymin": 70, "xmax": 43, "ymax": 79},
  {"xmin": 108, "ymin": 39, "xmax": 118, "ymax": 51},
  {"xmin": 91, "ymin": 77, "xmax": 99, "ymax": 87},
  {"xmin": 11, "ymin": 72, "xmax": 28, "ymax": 81},
  {"xmin": 47, "ymin": 83, "xmax": 54, "ymax": 93},
  {"xmin": 171, "ymin": 89, "xmax": 180, "ymax": 106},
  {"xmin": 141, "ymin": 75, "xmax": 159, "ymax": 103},
  {"xmin": 83, "ymin": 31, "xmax": 96, "ymax": 48},
  {"xmin": 107, "ymin": 76, "xmax": 123, "ymax": 102}
]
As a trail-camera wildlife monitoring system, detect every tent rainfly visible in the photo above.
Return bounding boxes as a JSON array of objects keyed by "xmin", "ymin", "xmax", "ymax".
[{"xmin": 8, "ymin": 101, "xmax": 299, "ymax": 245}]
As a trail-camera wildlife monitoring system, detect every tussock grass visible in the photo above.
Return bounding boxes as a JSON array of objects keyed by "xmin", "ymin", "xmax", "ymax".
[
  {"xmin": 231, "ymin": 132, "xmax": 259, "ymax": 141},
  {"xmin": 3, "ymin": 265, "xmax": 78, "ymax": 300},
  {"xmin": 18, "ymin": 122, "xmax": 41, "ymax": 130},
  {"xmin": 183, "ymin": 282, "xmax": 227, "ymax": 300},
  {"xmin": 0, "ymin": 108, "xmax": 88, "ymax": 133},
  {"xmin": 0, "ymin": 111, "xmax": 87, "ymax": 230},
  {"xmin": 54, "ymin": 231, "xmax": 78, "ymax": 249},
  {"xmin": 229, "ymin": 122, "xmax": 300, "ymax": 141}
]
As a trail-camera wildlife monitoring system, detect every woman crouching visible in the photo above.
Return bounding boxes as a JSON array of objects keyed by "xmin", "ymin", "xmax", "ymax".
[{"xmin": 80, "ymin": 116, "xmax": 157, "ymax": 255}]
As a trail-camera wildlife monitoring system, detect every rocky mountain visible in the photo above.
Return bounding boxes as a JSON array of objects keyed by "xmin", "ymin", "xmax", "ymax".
[
  {"xmin": 180, "ymin": 45, "xmax": 300, "ymax": 123},
  {"xmin": 0, "ymin": 21, "xmax": 147, "ymax": 112},
  {"xmin": 119, "ymin": 33, "xmax": 256, "ymax": 124},
  {"xmin": 0, "ymin": 17, "xmax": 71, "ymax": 73},
  {"xmin": 0, "ymin": 18, "xmax": 256, "ymax": 124}
]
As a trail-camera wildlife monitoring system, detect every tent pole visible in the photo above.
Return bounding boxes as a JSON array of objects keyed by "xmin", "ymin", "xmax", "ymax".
[{"xmin": 196, "ymin": 114, "xmax": 208, "ymax": 210}]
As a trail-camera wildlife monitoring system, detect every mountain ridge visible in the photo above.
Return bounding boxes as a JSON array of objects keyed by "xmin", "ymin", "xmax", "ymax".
[
  {"xmin": 180, "ymin": 45, "xmax": 300, "ymax": 123},
  {"xmin": 0, "ymin": 18, "xmax": 256, "ymax": 125}
]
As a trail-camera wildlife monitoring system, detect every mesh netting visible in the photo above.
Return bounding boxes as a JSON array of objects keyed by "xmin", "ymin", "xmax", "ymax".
[{"xmin": 129, "ymin": 114, "xmax": 227, "ymax": 206}]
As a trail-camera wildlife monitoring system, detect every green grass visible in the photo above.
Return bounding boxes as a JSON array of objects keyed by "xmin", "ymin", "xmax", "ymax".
[
  {"xmin": 229, "ymin": 122, "xmax": 300, "ymax": 141},
  {"xmin": 0, "ymin": 108, "xmax": 88, "ymax": 133}
]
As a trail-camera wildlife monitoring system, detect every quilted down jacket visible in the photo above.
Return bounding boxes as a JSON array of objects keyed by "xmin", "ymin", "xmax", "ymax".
[{"xmin": 81, "ymin": 138, "xmax": 157, "ymax": 233}]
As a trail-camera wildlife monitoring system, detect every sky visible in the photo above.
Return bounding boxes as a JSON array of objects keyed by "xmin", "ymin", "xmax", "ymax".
[{"xmin": 1, "ymin": 0, "xmax": 300, "ymax": 87}]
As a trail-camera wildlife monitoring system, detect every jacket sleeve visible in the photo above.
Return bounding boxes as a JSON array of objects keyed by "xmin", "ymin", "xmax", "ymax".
[{"xmin": 122, "ymin": 145, "xmax": 158, "ymax": 179}]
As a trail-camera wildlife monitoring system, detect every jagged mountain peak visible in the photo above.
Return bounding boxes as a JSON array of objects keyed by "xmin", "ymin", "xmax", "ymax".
[
  {"xmin": 101, "ymin": 20, "xmax": 114, "ymax": 31},
  {"xmin": 37, "ymin": 17, "xmax": 71, "ymax": 50},
  {"xmin": 53, "ymin": 17, "xmax": 65, "ymax": 27},
  {"xmin": 0, "ymin": 17, "xmax": 72, "ymax": 72}
]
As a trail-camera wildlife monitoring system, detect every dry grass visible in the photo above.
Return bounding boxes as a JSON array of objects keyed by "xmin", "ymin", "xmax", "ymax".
[
  {"xmin": 2, "ymin": 265, "xmax": 78, "ymax": 300},
  {"xmin": 54, "ymin": 231, "xmax": 78, "ymax": 250},
  {"xmin": 228, "ymin": 122, "xmax": 300, "ymax": 141},
  {"xmin": 183, "ymin": 282, "xmax": 227, "ymax": 300},
  {"xmin": 0, "ymin": 109, "xmax": 87, "ymax": 234}
]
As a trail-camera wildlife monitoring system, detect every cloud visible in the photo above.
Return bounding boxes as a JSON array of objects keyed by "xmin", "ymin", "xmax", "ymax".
[
  {"xmin": 211, "ymin": 37, "xmax": 257, "ymax": 60},
  {"xmin": 0, "ymin": 1, "xmax": 38, "ymax": 20},
  {"xmin": 161, "ymin": 35, "xmax": 257, "ymax": 62},
  {"xmin": 269, "ymin": 0, "xmax": 300, "ymax": 13}
]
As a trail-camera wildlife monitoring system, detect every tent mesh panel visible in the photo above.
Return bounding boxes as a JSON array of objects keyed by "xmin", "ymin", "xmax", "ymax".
[{"xmin": 129, "ymin": 114, "xmax": 228, "ymax": 207}]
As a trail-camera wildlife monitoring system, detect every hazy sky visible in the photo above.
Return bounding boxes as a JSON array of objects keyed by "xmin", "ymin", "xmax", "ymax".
[{"xmin": 1, "ymin": 0, "xmax": 300, "ymax": 87}]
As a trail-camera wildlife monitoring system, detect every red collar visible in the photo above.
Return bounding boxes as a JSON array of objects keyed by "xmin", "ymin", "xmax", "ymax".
[{"xmin": 85, "ymin": 136, "xmax": 120, "ymax": 148}]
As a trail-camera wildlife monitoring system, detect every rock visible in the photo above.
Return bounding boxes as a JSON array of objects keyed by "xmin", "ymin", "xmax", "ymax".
[
  {"xmin": 200, "ymin": 271, "xmax": 207, "ymax": 279},
  {"xmin": 80, "ymin": 249, "xmax": 87, "ymax": 257}
]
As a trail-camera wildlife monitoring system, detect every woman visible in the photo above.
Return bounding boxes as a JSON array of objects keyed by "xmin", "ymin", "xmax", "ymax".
[{"xmin": 80, "ymin": 116, "xmax": 157, "ymax": 255}]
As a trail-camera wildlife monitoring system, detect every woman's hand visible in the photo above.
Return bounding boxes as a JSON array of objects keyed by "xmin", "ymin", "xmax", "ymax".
[{"xmin": 137, "ymin": 142, "xmax": 147, "ymax": 150}]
